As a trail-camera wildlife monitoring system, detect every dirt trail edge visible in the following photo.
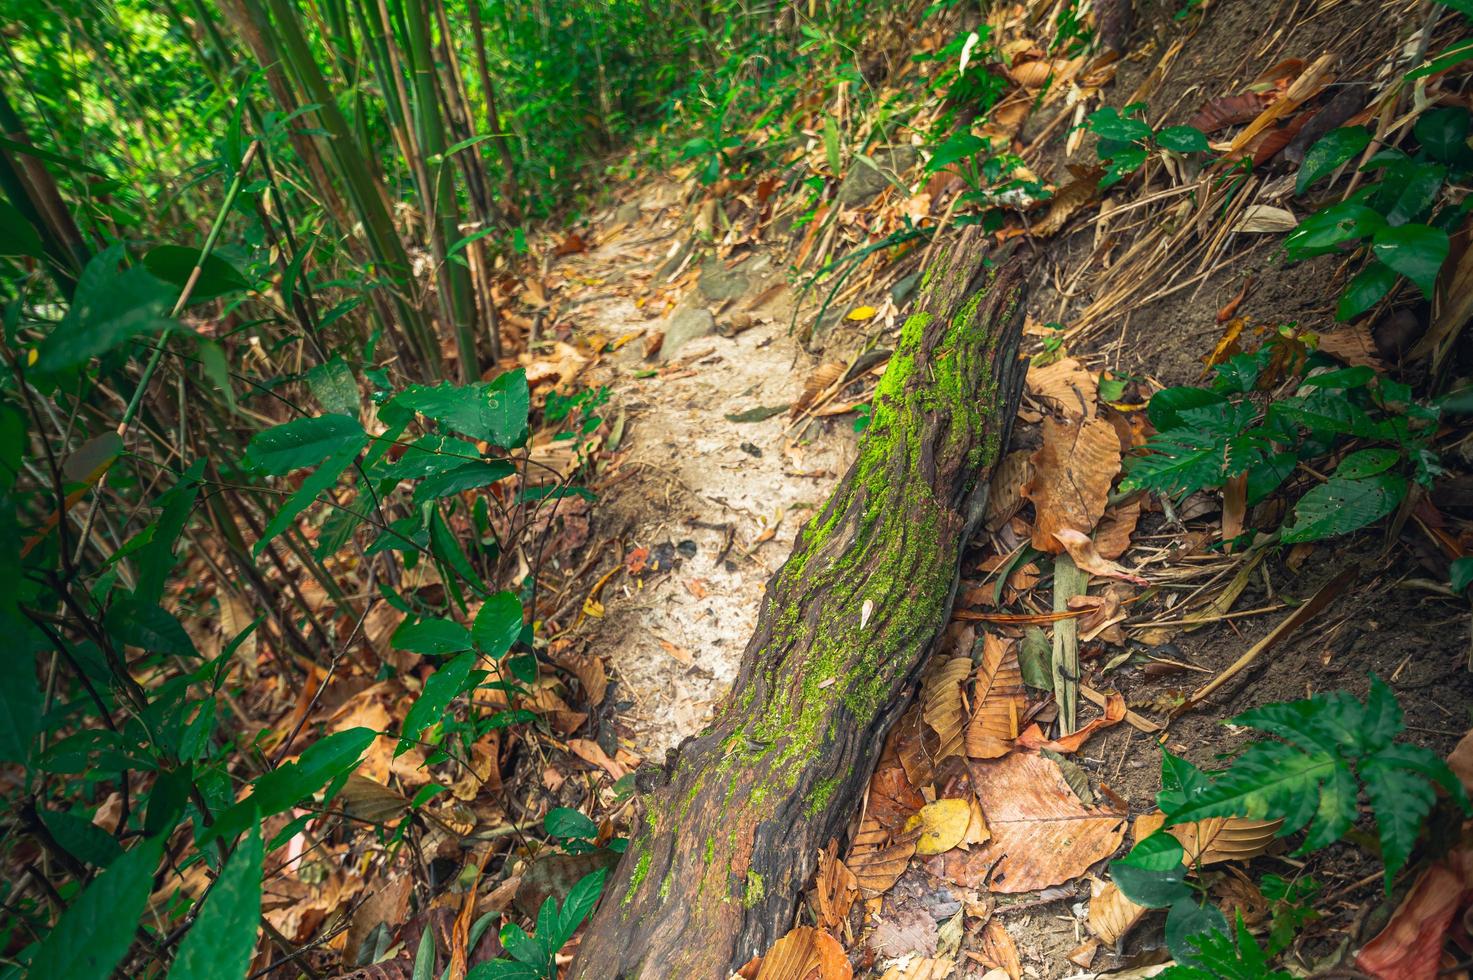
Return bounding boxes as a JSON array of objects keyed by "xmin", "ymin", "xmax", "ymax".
[{"xmin": 570, "ymin": 231, "xmax": 1025, "ymax": 979}]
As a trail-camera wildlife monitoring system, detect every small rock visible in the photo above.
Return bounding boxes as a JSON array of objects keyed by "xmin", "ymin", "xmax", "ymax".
[
  {"xmin": 838, "ymin": 146, "xmax": 918, "ymax": 206},
  {"xmin": 740, "ymin": 442, "xmax": 762, "ymax": 458},
  {"xmin": 613, "ymin": 201, "xmax": 641, "ymax": 225},
  {"xmin": 659, "ymin": 307, "xmax": 716, "ymax": 360},
  {"xmin": 697, "ymin": 257, "xmax": 751, "ymax": 301}
]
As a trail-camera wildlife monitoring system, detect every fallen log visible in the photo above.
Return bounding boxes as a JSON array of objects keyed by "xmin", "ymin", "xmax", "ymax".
[{"xmin": 571, "ymin": 230, "xmax": 1026, "ymax": 978}]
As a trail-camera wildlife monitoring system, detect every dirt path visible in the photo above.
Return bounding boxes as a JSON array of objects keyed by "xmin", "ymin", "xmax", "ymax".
[{"xmin": 543, "ymin": 180, "xmax": 856, "ymax": 758}]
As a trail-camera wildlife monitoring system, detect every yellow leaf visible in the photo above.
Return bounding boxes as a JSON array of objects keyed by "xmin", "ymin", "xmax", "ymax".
[
  {"xmin": 905, "ymin": 798, "xmax": 971, "ymax": 856},
  {"xmin": 846, "ymin": 305, "xmax": 877, "ymax": 321}
]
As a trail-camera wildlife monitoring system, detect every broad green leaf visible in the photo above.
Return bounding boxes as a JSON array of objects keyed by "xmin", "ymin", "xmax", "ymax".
[
  {"xmin": 247, "ymin": 414, "xmax": 366, "ymax": 475},
  {"xmin": 1374, "ymin": 162, "xmax": 1445, "ymax": 226},
  {"xmin": 1281, "ymin": 473, "xmax": 1406, "ymax": 542},
  {"xmin": 557, "ymin": 869, "xmax": 606, "ymax": 943},
  {"xmin": 1157, "ymin": 750, "xmax": 1210, "ymax": 812},
  {"xmin": 1166, "ymin": 897, "xmax": 1229, "ymax": 969},
  {"xmin": 37, "ymin": 245, "xmax": 175, "ymax": 371},
  {"xmin": 1296, "ymin": 127, "xmax": 1371, "ymax": 195},
  {"xmin": 1087, "ymin": 107, "xmax": 1152, "ymax": 143},
  {"xmin": 306, "ymin": 356, "xmax": 360, "ymax": 416},
  {"xmin": 466, "ymin": 961, "xmax": 539, "ymax": 979},
  {"xmin": 1452, "ymin": 556, "xmax": 1473, "ymax": 593},
  {"xmin": 39, "ymin": 806, "xmax": 123, "ymax": 867},
  {"xmin": 377, "ymin": 435, "xmax": 483, "ymax": 481},
  {"xmin": 0, "ymin": 199, "xmax": 43, "ymax": 258},
  {"xmin": 1408, "ymin": 40, "xmax": 1473, "ymax": 81},
  {"xmin": 254, "ymin": 443, "xmax": 360, "ymax": 556},
  {"xmin": 133, "ymin": 462, "xmax": 203, "ymax": 605},
  {"xmin": 1336, "ymin": 260, "xmax": 1396, "ymax": 321},
  {"xmin": 199, "ymin": 341, "xmax": 237, "ymax": 414},
  {"xmin": 392, "ymin": 617, "xmax": 473, "ymax": 655},
  {"xmin": 1111, "ymin": 832, "xmax": 1188, "ymax": 908},
  {"xmin": 485, "ymin": 369, "xmax": 531, "ymax": 449},
  {"xmin": 545, "ymin": 807, "xmax": 599, "ymax": 839},
  {"xmin": 1414, "ymin": 107, "xmax": 1470, "ymax": 164},
  {"xmin": 413, "ymin": 460, "xmax": 515, "ymax": 504},
  {"xmin": 27, "ymin": 835, "xmax": 163, "ymax": 979},
  {"xmin": 208, "ymin": 728, "xmax": 375, "ymax": 842},
  {"xmin": 926, "ymin": 131, "xmax": 985, "ymax": 171},
  {"xmin": 1157, "ymin": 125, "xmax": 1209, "ymax": 154},
  {"xmin": 413, "ymin": 924, "xmax": 437, "ymax": 980},
  {"xmin": 169, "ymin": 823, "xmax": 263, "ymax": 980},
  {"xmin": 0, "ymin": 625, "xmax": 40, "ymax": 763},
  {"xmin": 1372, "ymin": 223, "xmax": 1449, "ymax": 297},
  {"xmin": 1146, "ymin": 386, "xmax": 1227, "ymax": 430},
  {"xmin": 473, "ymin": 591, "xmax": 523, "ymax": 658},
  {"xmin": 1285, "ymin": 202, "xmax": 1384, "ymax": 259},
  {"xmin": 388, "ymin": 373, "xmax": 529, "ymax": 449},
  {"xmin": 143, "ymin": 245, "xmax": 250, "ymax": 303},
  {"xmin": 397, "ymin": 651, "xmax": 477, "ymax": 755},
  {"xmin": 1299, "ymin": 365, "xmax": 1375, "ymax": 390},
  {"xmin": 106, "ymin": 596, "xmax": 198, "ymax": 658},
  {"xmin": 1334, "ymin": 448, "xmax": 1399, "ymax": 479}
]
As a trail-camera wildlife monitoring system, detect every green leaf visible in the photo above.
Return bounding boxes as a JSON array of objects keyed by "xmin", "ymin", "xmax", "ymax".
[
  {"xmin": 412, "ymin": 460, "xmax": 515, "ymax": 504},
  {"xmin": 168, "ymin": 823, "xmax": 263, "ymax": 980},
  {"xmin": 388, "ymin": 373, "xmax": 529, "ymax": 449},
  {"xmin": 1372, "ymin": 223, "xmax": 1450, "ymax": 298},
  {"xmin": 1087, "ymin": 107, "xmax": 1152, "ymax": 143},
  {"xmin": 1166, "ymin": 898, "xmax": 1229, "ymax": 969},
  {"xmin": 247, "ymin": 414, "xmax": 366, "ymax": 475},
  {"xmin": 0, "ymin": 635, "xmax": 40, "ymax": 763},
  {"xmin": 393, "ymin": 617, "xmax": 473, "ymax": 655},
  {"xmin": 485, "ymin": 370, "xmax": 531, "ymax": 449},
  {"xmin": 377, "ymin": 435, "xmax": 483, "ymax": 481},
  {"xmin": 37, "ymin": 245, "xmax": 174, "ymax": 372},
  {"xmin": 1281, "ymin": 473, "xmax": 1406, "ymax": 542},
  {"xmin": 1296, "ymin": 127, "xmax": 1371, "ymax": 195},
  {"xmin": 1285, "ymin": 202, "xmax": 1384, "ymax": 259},
  {"xmin": 1451, "ymin": 556, "xmax": 1473, "ymax": 593},
  {"xmin": 545, "ymin": 807, "xmax": 599, "ymax": 839},
  {"xmin": 473, "ymin": 591, "xmax": 524, "ymax": 659},
  {"xmin": 1415, "ymin": 107, "xmax": 1470, "ymax": 164},
  {"xmin": 926, "ymin": 131, "xmax": 986, "ymax": 171},
  {"xmin": 306, "ymin": 356, "xmax": 360, "ymax": 416},
  {"xmin": 0, "ymin": 199, "xmax": 44, "ymax": 258},
  {"xmin": 398, "ymin": 651, "xmax": 477, "ymax": 756},
  {"xmin": 412, "ymin": 923, "xmax": 437, "ymax": 980},
  {"xmin": 1336, "ymin": 260, "xmax": 1396, "ymax": 321},
  {"xmin": 254, "ymin": 443, "xmax": 360, "ymax": 556},
  {"xmin": 557, "ymin": 869, "xmax": 606, "ymax": 942},
  {"xmin": 198, "ymin": 341, "xmax": 237, "ymax": 413},
  {"xmin": 1362, "ymin": 739, "xmax": 1470, "ymax": 888},
  {"xmin": 208, "ymin": 728, "xmax": 375, "ymax": 842},
  {"xmin": 1157, "ymin": 125, "xmax": 1209, "ymax": 154},
  {"xmin": 1375, "ymin": 162, "xmax": 1446, "ymax": 226},
  {"xmin": 1146, "ymin": 386, "xmax": 1227, "ymax": 430},
  {"xmin": 39, "ymin": 807, "xmax": 123, "ymax": 867},
  {"xmin": 1111, "ymin": 832, "xmax": 1189, "ymax": 908},
  {"xmin": 27, "ymin": 835, "xmax": 163, "ymax": 979},
  {"xmin": 1157, "ymin": 750, "xmax": 1211, "ymax": 812},
  {"xmin": 1334, "ymin": 448, "xmax": 1399, "ymax": 479},
  {"xmin": 106, "ymin": 596, "xmax": 198, "ymax": 658},
  {"xmin": 143, "ymin": 245, "xmax": 250, "ymax": 303}
]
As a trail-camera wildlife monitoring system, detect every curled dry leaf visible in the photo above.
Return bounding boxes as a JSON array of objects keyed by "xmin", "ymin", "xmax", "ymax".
[
  {"xmin": 906, "ymin": 798, "xmax": 973, "ymax": 856},
  {"xmin": 754, "ymin": 925, "xmax": 852, "ymax": 980},
  {"xmin": 974, "ymin": 919, "xmax": 1022, "ymax": 980},
  {"xmin": 1357, "ymin": 836, "xmax": 1473, "ymax": 979},
  {"xmin": 965, "ymin": 633, "xmax": 1027, "ymax": 759},
  {"xmin": 792, "ymin": 362, "xmax": 846, "ymax": 418},
  {"xmin": 1032, "ymin": 166, "xmax": 1103, "ymax": 238},
  {"xmin": 1025, "ymin": 357, "xmax": 1098, "ymax": 419},
  {"xmin": 1016, "ymin": 692, "xmax": 1126, "ymax": 754},
  {"xmin": 985, "ymin": 450, "xmax": 1034, "ymax": 532},
  {"xmin": 1185, "ymin": 92, "xmax": 1270, "ymax": 132},
  {"xmin": 812, "ymin": 841, "xmax": 860, "ymax": 933},
  {"xmin": 1026, "ymin": 415, "xmax": 1121, "ymax": 554},
  {"xmin": 921, "ymin": 655, "xmax": 973, "ymax": 761},
  {"xmin": 960, "ymin": 751, "xmax": 1126, "ymax": 893},
  {"xmin": 1093, "ymin": 498, "xmax": 1140, "ymax": 560},
  {"xmin": 1053, "ymin": 529, "xmax": 1148, "ymax": 585},
  {"xmin": 1087, "ymin": 876, "xmax": 1147, "ymax": 945},
  {"xmin": 846, "ymin": 817, "xmax": 922, "ymax": 897},
  {"xmin": 1134, "ymin": 811, "xmax": 1283, "ymax": 866}
]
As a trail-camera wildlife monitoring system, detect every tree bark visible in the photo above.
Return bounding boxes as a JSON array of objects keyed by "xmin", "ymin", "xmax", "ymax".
[{"xmin": 570, "ymin": 230, "xmax": 1026, "ymax": 979}]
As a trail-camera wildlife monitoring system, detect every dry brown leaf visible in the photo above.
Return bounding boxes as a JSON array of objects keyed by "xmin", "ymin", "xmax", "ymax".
[
  {"xmin": 1133, "ymin": 811, "xmax": 1283, "ymax": 865},
  {"xmin": 1054, "ymin": 529, "xmax": 1148, "ymax": 585},
  {"xmin": 1227, "ymin": 53, "xmax": 1336, "ymax": 155},
  {"xmin": 846, "ymin": 817, "xmax": 921, "ymax": 897},
  {"xmin": 567, "ymin": 738, "xmax": 626, "ymax": 779},
  {"xmin": 1016, "ymin": 693, "xmax": 1126, "ymax": 754},
  {"xmin": 877, "ymin": 959, "xmax": 955, "ymax": 980},
  {"xmin": 1357, "ymin": 837, "xmax": 1473, "ymax": 979},
  {"xmin": 1026, "ymin": 357, "xmax": 1097, "ymax": 419},
  {"xmin": 906, "ymin": 798, "xmax": 972, "ymax": 856},
  {"xmin": 1448, "ymin": 727, "xmax": 1473, "ymax": 796},
  {"xmin": 1093, "ymin": 498, "xmax": 1140, "ymax": 560},
  {"xmin": 961, "ymin": 751, "xmax": 1126, "ymax": 893},
  {"xmin": 921, "ymin": 655, "xmax": 972, "ymax": 761},
  {"xmin": 965, "ymin": 633, "xmax": 1026, "ymax": 759},
  {"xmin": 812, "ymin": 841, "xmax": 859, "ymax": 933},
  {"xmin": 965, "ymin": 796, "xmax": 991, "ymax": 847},
  {"xmin": 1087, "ymin": 876, "xmax": 1148, "ymax": 944},
  {"xmin": 975, "ymin": 919, "xmax": 1022, "ymax": 980},
  {"xmin": 1032, "ymin": 166, "xmax": 1103, "ymax": 238},
  {"xmin": 1317, "ymin": 324, "xmax": 1388, "ymax": 371},
  {"xmin": 547, "ymin": 645, "xmax": 607, "ymax": 707},
  {"xmin": 754, "ymin": 925, "xmax": 852, "ymax": 980},
  {"xmin": 868, "ymin": 762, "xmax": 926, "ymax": 832},
  {"xmin": 894, "ymin": 704, "xmax": 937, "ymax": 790},
  {"xmin": 1186, "ymin": 92, "xmax": 1270, "ymax": 132},
  {"xmin": 985, "ymin": 450, "xmax": 1034, "ymax": 532},
  {"xmin": 1026, "ymin": 415, "xmax": 1120, "ymax": 553},
  {"xmin": 792, "ymin": 362, "xmax": 846, "ymax": 418}
]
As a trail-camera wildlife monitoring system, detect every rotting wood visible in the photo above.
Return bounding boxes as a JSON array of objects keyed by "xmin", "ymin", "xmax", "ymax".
[{"xmin": 569, "ymin": 228, "xmax": 1026, "ymax": 979}]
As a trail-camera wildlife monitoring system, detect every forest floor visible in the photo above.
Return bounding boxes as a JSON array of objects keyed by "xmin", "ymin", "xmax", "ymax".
[{"xmin": 503, "ymin": 0, "xmax": 1473, "ymax": 976}]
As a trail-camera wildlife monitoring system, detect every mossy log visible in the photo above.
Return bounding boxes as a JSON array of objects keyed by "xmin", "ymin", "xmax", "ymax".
[{"xmin": 570, "ymin": 231, "xmax": 1026, "ymax": 979}]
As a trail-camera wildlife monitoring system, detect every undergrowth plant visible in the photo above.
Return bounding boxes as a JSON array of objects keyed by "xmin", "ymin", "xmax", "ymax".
[
  {"xmin": 1121, "ymin": 333, "xmax": 1442, "ymax": 543},
  {"xmin": 1084, "ymin": 104, "xmax": 1209, "ymax": 187},
  {"xmin": 1288, "ymin": 107, "xmax": 1472, "ymax": 322},
  {"xmin": 1111, "ymin": 678, "xmax": 1468, "ymax": 971}
]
